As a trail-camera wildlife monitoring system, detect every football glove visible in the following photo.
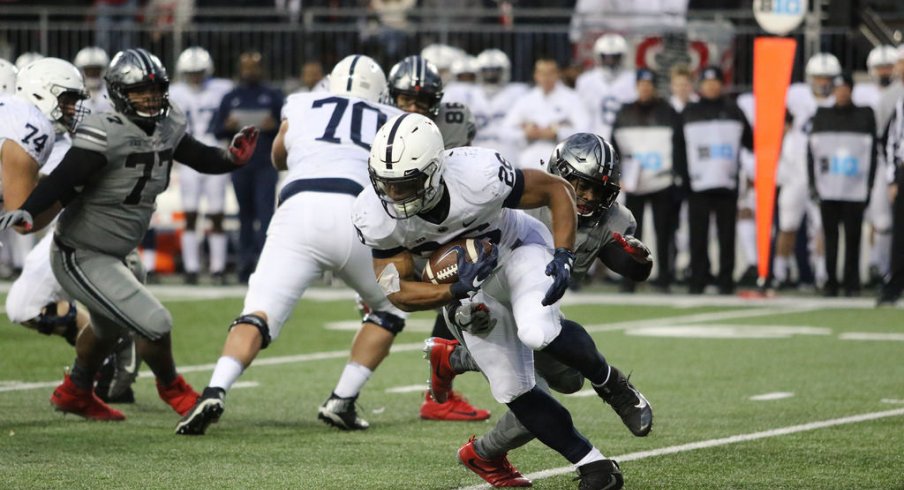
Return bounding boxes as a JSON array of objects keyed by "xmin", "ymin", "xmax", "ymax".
[
  {"xmin": 542, "ymin": 247, "xmax": 575, "ymax": 306},
  {"xmin": 449, "ymin": 240, "xmax": 498, "ymax": 299},
  {"xmin": 447, "ymin": 299, "xmax": 496, "ymax": 335},
  {"xmin": 0, "ymin": 209, "xmax": 33, "ymax": 232},
  {"xmin": 229, "ymin": 126, "xmax": 260, "ymax": 166},
  {"xmin": 612, "ymin": 232, "xmax": 652, "ymax": 263}
]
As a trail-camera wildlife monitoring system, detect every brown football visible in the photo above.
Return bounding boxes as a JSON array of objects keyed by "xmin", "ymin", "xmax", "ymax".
[{"xmin": 422, "ymin": 238, "xmax": 491, "ymax": 284}]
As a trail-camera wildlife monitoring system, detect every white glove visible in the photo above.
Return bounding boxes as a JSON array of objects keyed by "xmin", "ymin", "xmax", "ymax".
[{"xmin": 448, "ymin": 299, "xmax": 496, "ymax": 335}]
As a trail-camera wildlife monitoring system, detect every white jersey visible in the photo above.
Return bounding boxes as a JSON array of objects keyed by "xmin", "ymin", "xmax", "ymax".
[
  {"xmin": 282, "ymin": 92, "xmax": 402, "ymax": 189},
  {"xmin": 169, "ymin": 78, "xmax": 234, "ymax": 147},
  {"xmin": 43, "ymin": 132, "xmax": 73, "ymax": 175},
  {"xmin": 852, "ymin": 82, "xmax": 880, "ymax": 111},
  {"xmin": 502, "ymin": 83, "xmax": 591, "ymax": 170},
  {"xmin": 443, "ymin": 81, "xmax": 487, "ymax": 109},
  {"xmin": 737, "ymin": 92, "xmax": 757, "ymax": 182},
  {"xmin": 82, "ymin": 86, "xmax": 114, "ymax": 115},
  {"xmin": 575, "ymin": 68, "xmax": 637, "ymax": 140},
  {"xmin": 786, "ymin": 83, "xmax": 834, "ymax": 134},
  {"xmin": 353, "ymin": 146, "xmax": 543, "ymax": 260},
  {"xmin": 472, "ymin": 82, "xmax": 530, "ymax": 163},
  {"xmin": 0, "ymin": 95, "xmax": 55, "ymax": 198}
]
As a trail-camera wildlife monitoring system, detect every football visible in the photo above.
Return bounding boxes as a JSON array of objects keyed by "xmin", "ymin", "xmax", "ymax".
[{"xmin": 422, "ymin": 238, "xmax": 491, "ymax": 284}]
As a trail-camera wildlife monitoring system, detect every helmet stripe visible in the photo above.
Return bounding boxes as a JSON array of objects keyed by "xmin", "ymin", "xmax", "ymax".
[
  {"xmin": 346, "ymin": 55, "xmax": 361, "ymax": 92},
  {"xmin": 384, "ymin": 113, "xmax": 411, "ymax": 170},
  {"xmin": 133, "ymin": 49, "xmax": 154, "ymax": 76}
]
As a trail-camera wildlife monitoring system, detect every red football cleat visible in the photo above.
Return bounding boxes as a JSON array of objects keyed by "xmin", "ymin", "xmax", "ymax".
[
  {"xmin": 458, "ymin": 435, "xmax": 532, "ymax": 487},
  {"xmin": 424, "ymin": 337, "xmax": 459, "ymax": 403},
  {"xmin": 50, "ymin": 374, "xmax": 125, "ymax": 421},
  {"xmin": 157, "ymin": 375, "xmax": 199, "ymax": 416},
  {"xmin": 419, "ymin": 391, "xmax": 490, "ymax": 421}
]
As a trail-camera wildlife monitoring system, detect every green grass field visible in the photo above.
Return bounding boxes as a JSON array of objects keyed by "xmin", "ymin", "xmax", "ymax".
[{"xmin": 1, "ymin": 286, "xmax": 902, "ymax": 489}]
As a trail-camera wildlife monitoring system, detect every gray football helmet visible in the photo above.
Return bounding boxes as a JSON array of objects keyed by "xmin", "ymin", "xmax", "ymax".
[
  {"xmin": 105, "ymin": 48, "xmax": 170, "ymax": 124},
  {"xmin": 388, "ymin": 55, "xmax": 444, "ymax": 117},
  {"xmin": 547, "ymin": 133, "xmax": 620, "ymax": 220}
]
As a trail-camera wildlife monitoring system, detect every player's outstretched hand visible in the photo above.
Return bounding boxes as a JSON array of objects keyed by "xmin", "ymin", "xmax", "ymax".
[
  {"xmin": 448, "ymin": 299, "xmax": 496, "ymax": 335},
  {"xmin": 450, "ymin": 239, "xmax": 498, "ymax": 299},
  {"xmin": 229, "ymin": 126, "xmax": 260, "ymax": 166},
  {"xmin": 0, "ymin": 209, "xmax": 33, "ymax": 232},
  {"xmin": 612, "ymin": 232, "xmax": 652, "ymax": 263},
  {"xmin": 542, "ymin": 247, "xmax": 575, "ymax": 306}
]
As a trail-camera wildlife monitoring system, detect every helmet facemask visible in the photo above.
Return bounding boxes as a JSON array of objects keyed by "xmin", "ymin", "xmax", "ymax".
[
  {"xmin": 112, "ymin": 80, "xmax": 170, "ymax": 124},
  {"xmin": 56, "ymin": 89, "xmax": 90, "ymax": 133},
  {"xmin": 370, "ymin": 160, "xmax": 443, "ymax": 219}
]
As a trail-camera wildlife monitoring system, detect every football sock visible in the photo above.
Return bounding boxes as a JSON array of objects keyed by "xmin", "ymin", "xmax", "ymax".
[
  {"xmin": 209, "ymin": 232, "xmax": 228, "ymax": 274},
  {"xmin": 181, "ymin": 230, "xmax": 200, "ymax": 273},
  {"xmin": 874, "ymin": 231, "xmax": 891, "ymax": 277},
  {"xmin": 541, "ymin": 319, "xmax": 610, "ymax": 385},
  {"xmin": 738, "ymin": 219, "xmax": 758, "ymax": 266},
  {"xmin": 474, "ymin": 410, "xmax": 535, "ymax": 460},
  {"xmin": 575, "ymin": 448, "xmax": 605, "ymax": 467},
  {"xmin": 142, "ymin": 249, "xmax": 156, "ymax": 274},
  {"xmin": 209, "ymin": 356, "xmax": 244, "ymax": 392},
  {"xmin": 773, "ymin": 255, "xmax": 788, "ymax": 283},
  {"xmin": 449, "ymin": 345, "xmax": 480, "ymax": 374},
  {"xmin": 333, "ymin": 362, "xmax": 372, "ymax": 398},
  {"xmin": 70, "ymin": 360, "xmax": 94, "ymax": 390},
  {"xmin": 505, "ymin": 386, "xmax": 592, "ymax": 464}
]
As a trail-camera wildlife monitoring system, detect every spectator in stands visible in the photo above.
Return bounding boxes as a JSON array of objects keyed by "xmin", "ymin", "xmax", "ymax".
[
  {"xmin": 213, "ymin": 51, "xmax": 284, "ymax": 283},
  {"xmin": 668, "ymin": 64, "xmax": 697, "ymax": 113},
  {"xmin": 808, "ymin": 73, "xmax": 877, "ymax": 297},
  {"xmin": 681, "ymin": 66, "xmax": 752, "ymax": 295},
  {"xmin": 94, "ymin": 0, "xmax": 139, "ymax": 53},
  {"xmin": 367, "ymin": 0, "xmax": 416, "ymax": 62}
]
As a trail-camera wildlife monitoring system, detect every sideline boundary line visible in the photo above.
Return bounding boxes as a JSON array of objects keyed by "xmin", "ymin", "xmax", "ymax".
[{"xmin": 458, "ymin": 408, "xmax": 904, "ymax": 489}]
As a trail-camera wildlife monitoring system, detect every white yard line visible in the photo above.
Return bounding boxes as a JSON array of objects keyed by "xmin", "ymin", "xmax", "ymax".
[
  {"xmin": 457, "ymin": 408, "xmax": 904, "ymax": 490},
  {"xmin": 749, "ymin": 392, "xmax": 795, "ymax": 401}
]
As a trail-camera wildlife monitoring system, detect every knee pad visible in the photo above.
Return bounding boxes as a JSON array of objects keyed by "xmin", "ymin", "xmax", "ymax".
[
  {"xmin": 35, "ymin": 301, "xmax": 79, "ymax": 346},
  {"xmin": 363, "ymin": 310, "xmax": 406, "ymax": 335},
  {"xmin": 231, "ymin": 314, "xmax": 271, "ymax": 349}
]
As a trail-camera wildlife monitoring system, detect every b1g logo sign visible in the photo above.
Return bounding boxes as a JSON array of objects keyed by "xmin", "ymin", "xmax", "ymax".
[
  {"xmin": 634, "ymin": 152, "xmax": 663, "ymax": 171},
  {"xmin": 820, "ymin": 155, "xmax": 860, "ymax": 177},
  {"xmin": 753, "ymin": 0, "xmax": 807, "ymax": 36}
]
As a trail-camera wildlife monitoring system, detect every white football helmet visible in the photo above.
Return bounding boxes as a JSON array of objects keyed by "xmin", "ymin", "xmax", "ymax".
[
  {"xmin": 368, "ymin": 113, "xmax": 445, "ymax": 219},
  {"xmin": 476, "ymin": 49, "xmax": 511, "ymax": 86},
  {"xmin": 73, "ymin": 46, "xmax": 109, "ymax": 91},
  {"xmin": 867, "ymin": 45, "xmax": 898, "ymax": 85},
  {"xmin": 593, "ymin": 33, "xmax": 628, "ymax": 72},
  {"xmin": 451, "ymin": 55, "xmax": 479, "ymax": 80},
  {"xmin": 16, "ymin": 58, "xmax": 88, "ymax": 133},
  {"xmin": 421, "ymin": 44, "xmax": 466, "ymax": 83},
  {"xmin": 0, "ymin": 58, "xmax": 17, "ymax": 94},
  {"xmin": 176, "ymin": 46, "xmax": 214, "ymax": 76},
  {"xmin": 805, "ymin": 53, "xmax": 842, "ymax": 78},
  {"xmin": 15, "ymin": 52, "xmax": 44, "ymax": 70},
  {"xmin": 328, "ymin": 54, "xmax": 387, "ymax": 103}
]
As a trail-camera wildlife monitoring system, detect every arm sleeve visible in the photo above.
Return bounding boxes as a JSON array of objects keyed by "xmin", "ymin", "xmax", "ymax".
[
  {"xmin": 20, "ymin": 147, "xmax": 107, "ymax": 216},
  {"xmin": 598, "ymin": 241, "xmax": 653, "ymax": 282},
  {"xmin": 173, "ymin": 133, "xmax": 238, "ymax": 174}
]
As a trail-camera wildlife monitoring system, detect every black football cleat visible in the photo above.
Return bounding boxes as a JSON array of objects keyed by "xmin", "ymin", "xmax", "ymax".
[
  {"xmin": 175, "ymin": 387, "xmax": 225, "ymax": 435},
  {"xmin": 317, "ymin": 392, "xmax": 369, "ymax": 430},
  {"xmin": 594, "ymin": 367, "xmax": 653, "ymax": 437},
  {"xmin": 575, "ymin": 459, "xmax": 623, "ymax": 490}
]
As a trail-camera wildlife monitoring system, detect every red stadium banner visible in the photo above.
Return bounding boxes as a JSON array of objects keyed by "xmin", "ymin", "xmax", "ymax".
[{"xmin": 753, "ymin": 37, "xmax": 796, "ymax": 283}]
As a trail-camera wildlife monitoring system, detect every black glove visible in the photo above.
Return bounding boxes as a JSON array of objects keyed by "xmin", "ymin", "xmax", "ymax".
[
  {"xmin": 449, "ymin": 240, "xmax": 498, "ymax": 299},
  {"xmin": 542, "ymin": 247, "xmax": 575, "ymax": 306},
  {"xmin": 612, "ymin": 232, "xmax": 652, "ymax": 263},
  {"xmin": 0, "ymin": 209, "xmax": 33, "ymax": 232}
]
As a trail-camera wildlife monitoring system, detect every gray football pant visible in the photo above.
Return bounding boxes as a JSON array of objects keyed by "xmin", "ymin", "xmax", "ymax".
[
  {"xmin": 51, "ymin": 240, "xmax": 172, "ymax": 341},
  {"xmin": 454, "ymin": 349, "xmax": 585, "ymax": 460}
]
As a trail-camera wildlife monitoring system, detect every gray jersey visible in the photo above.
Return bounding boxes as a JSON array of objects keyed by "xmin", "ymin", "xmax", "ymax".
[
  {"xmin": 528, "ymin": 201, "xmax": 637, "ymax": 281},
  {"xmin": 572, "ymin": 203, "xmax": 637, "ymax": 280},
  {"xmin": 56, "ymin": 108, "xmax": 187, "ymax": 257},
  {"xmin": 436, "ymin": 102, "xmax": 476, "ymax": 149}
]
